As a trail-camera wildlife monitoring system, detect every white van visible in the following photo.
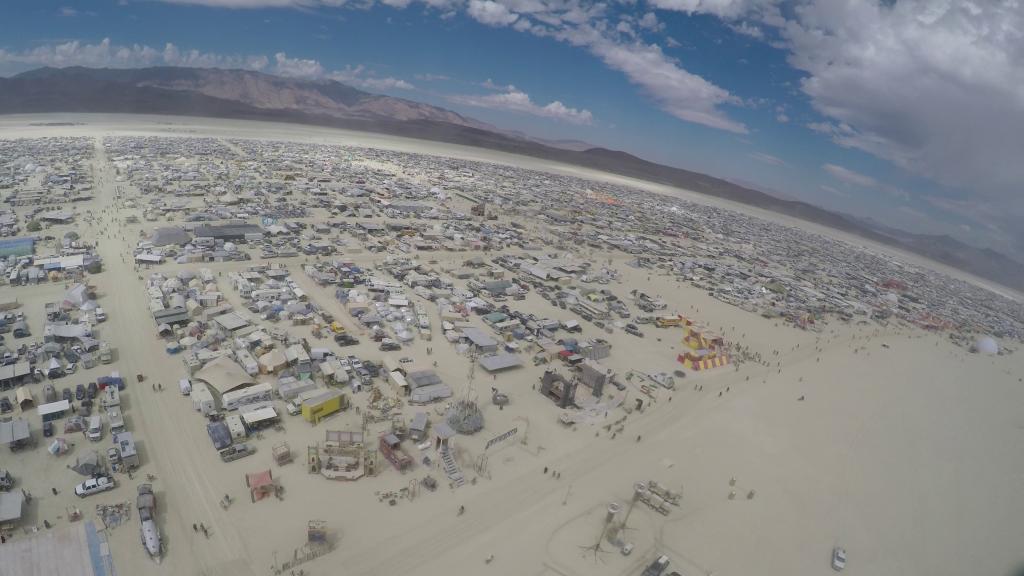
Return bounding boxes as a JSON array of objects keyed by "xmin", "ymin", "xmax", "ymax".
[
  {"xmin": 86, "ymin": 416, "xmax": 103, "ymax": 442},
  {"xmin": 179, "ymin": 378, "xmax": 192, "ymax": 395},
  {"xmin": 95, "ymin": 308, "xmax": 107, "ymax": 322}
]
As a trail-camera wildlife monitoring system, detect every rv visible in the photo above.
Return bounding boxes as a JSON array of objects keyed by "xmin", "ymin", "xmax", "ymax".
[{"xmin": 178, "ymin": 378, "xmax": 192, "ymax": 395}]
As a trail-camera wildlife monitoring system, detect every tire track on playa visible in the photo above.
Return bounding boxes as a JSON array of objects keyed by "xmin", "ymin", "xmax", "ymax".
[{"xmin": 90, "ymin": 139, "xmax": 255, "ymax": 575}]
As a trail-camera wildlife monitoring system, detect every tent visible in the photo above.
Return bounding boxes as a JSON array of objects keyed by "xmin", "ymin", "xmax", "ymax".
[
  {"xmin": 48, "ymin": 437, "xmax": 69, "ymax": 455},
  {"xmin": 245, "ymin": 469, "xmax": 275, "ymax": 502},
  {"xmin": 15, "ymin": 387, "xmax": 34, "ymax": 409},
  {"xmin": 194, "ymin": 356, "xmax": 255, "ymax": 396},
  {"xmin": 71, "ymin": 451, "xmax": 102, "ymax": 476},
  {"xmin": 62, "ymin": 284, "xmax": 89, "ymax": 309}
]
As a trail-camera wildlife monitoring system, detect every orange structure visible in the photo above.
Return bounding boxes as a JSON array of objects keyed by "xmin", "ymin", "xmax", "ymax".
[{"xmin": 677, "ymin": 326, "xmax": 729, "ymax": 371}]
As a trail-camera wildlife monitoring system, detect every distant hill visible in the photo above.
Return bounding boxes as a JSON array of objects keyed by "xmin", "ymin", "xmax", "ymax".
[{"xmin": 2, "ymin": 65, "xmax": 1022, "ymax": 291}]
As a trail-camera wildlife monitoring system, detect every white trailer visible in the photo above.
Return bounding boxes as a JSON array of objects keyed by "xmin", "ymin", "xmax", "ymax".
[
  {"xmin": 221, "ymin": 382, "xmax": 273, "ymax": 411},
  {"xmin": 191, "ymin": 384, "xmax": 217, "ymax": 415}
]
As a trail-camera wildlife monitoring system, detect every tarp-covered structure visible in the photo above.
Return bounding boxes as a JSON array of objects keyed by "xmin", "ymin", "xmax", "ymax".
[
  {"xmin": 71, "ymin": 450, "xmax": 102, "ymax": 476},
  {"xmin": 194, "ymin": 356, "xmax": 256, "ymax": 396}
]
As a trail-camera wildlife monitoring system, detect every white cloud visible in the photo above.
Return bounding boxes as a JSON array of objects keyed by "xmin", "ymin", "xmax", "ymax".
[
  {"xmin": 774, "ymin": 105, "xmax": 788, "ymax": 123},
  {"xmin": 782, "ymin": 1, "xmax": 1024, "ymax": 207},
  {"xmin": 415, "ymin": 73, "xmax": 450, "ymax": 81},
  {"xmin": 648, "ymin": 0, "xmax": 782, "ymax": 22},
  {"xmin": 273, "ymin": 52, "xmax": 324, "ymax": 78},
  {"xmin": 60, "ymin": 7, "xmax": 79, "ymax": 16},
  {"xmin": 820, "ymin": 184, "xmax": 849, "ymax": 198},
  {"xmin": 0, "ymin": 38, "xmax": 416, "ymax": 92},
  {"xmin": 662, "ymin": 0, "xmax": 1024, "ymax": 226},
  {"xmin": 481, "ymin": 78, "xmax": 515, "ymax": 91},
  {"xmin": 638, "ymin": 12, "xmax": 663, "ymax": 32},
  {"xmin": 467, "ymin": 0, "xmax": 519, "ymax": 26},
  {"xmin": 822, "ymin": 163, "xmax": 877, "ymax": 189},
  {"xmin": 157, "ymin": 0, "xmax": 349, "ymax": 7},
  {"xmin": 0, "ymin": 38, "xmax": 268, "ymax": 71},
  {"xmin": 148, "ymin": 0, "xmax": 747, "ymax": 135},
  {"xmin": 750, "ymin": 151, "xmax": 784, "ymax": 166},
  {"xmin": 448, "ymin": 87, "xmax": 593, "ymax": 124},
  {"xmin": 328, "ymin": 65, "xmax": 415, "ymax": 90},
  {"xmin": 729, "ymin": 21, "xmax": 763, "ymax": 39},
  {"xmin": 564, "ymin": 29, "xmax": 746, "ymax": 133}
]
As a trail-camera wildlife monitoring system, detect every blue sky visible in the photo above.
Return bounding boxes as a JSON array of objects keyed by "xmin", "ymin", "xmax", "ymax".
[{"xmin": 2, "ymin": 0, "xmax": 1022, "ymax": 257}]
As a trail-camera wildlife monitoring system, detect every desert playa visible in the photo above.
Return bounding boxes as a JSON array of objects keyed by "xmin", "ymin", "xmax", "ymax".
[{"xmin": 0, "ymin": 114, "xmax": 1021, "ymax": 576}]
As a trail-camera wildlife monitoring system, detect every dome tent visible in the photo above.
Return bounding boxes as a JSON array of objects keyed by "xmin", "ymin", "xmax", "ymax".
[{"xmin": 972, "ymin": 336, "xmax": 999, "ymax": 355}]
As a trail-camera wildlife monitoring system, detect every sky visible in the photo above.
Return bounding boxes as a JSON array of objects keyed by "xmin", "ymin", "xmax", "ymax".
[{"xmin": 1, "ymin": 0, "xmax": 1022, "ymax": 257}]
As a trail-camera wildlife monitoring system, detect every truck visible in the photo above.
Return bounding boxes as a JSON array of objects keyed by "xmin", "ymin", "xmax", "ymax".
[
  {"xmin": 641, "ymin": 555, "xmax": 671, "ymax": 576},
  {"xmin": 100, "ymin": 386, "xmax": 120, "ymax": 408},
  {"xmin": 98, "ymin": 343, "xmax": 113, "ymax": 364},
  {"xmin": 218, "ymin": 443, "xmax": 256, "ymax": 462},
  {"xmin": 75, "ymin": 475, "xmax": 116, "ymax": 498},
  {"xmin": 86, "ymin": 415, "xmax": 103, "ymax": 442},
  {"xmin": 107, "ymin": 407, "xmax": 125, "ymax": 434},
  {"xmin": 137, "ymin": 484, "xmax": 162, "ymax": 560}
]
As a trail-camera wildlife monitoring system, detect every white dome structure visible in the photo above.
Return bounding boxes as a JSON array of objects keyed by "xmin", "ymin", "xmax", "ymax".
[{"xmin": 972, "ymin": 336, "xmax": 999, "ymax": 355}]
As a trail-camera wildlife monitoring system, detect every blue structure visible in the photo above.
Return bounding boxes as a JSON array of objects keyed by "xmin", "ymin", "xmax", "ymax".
[{"xmin": 0, "ymin": 237, "xmax": 34, "ymax": 257}]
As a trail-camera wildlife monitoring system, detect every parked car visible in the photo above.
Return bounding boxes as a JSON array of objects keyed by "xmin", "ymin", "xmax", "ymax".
[
  {"xmin": 334, "ymin": 334, "xmax": 359, "ymax": 346},
  {"xmin": 62, "ymin": 388, "xmax": 73, "ymax": 403},
  {"xmin": 75, "ymin": 384, "xmax": 86, "ymax": 400},
  {"xmin": 75, "ymin": 475, "xmax": 116, "ymax": 498},
  {"xmin": 43, "ymin": 421, "xmax": 54, "ymax": 437},
  {"xmin": 87, "ymin": 382, "xmax": 98, "ymax": 399}
]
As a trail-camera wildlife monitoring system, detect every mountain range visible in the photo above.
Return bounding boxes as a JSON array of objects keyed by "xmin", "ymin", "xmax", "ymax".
[{"xmin": 2, "ymin": 65, "xmax": 1022, "ymax": 292}]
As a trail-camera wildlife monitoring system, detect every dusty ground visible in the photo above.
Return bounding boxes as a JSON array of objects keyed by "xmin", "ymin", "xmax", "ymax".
[{"xmin": 0, "ymin": 115, "xmax": 1022, "ymax": 576}]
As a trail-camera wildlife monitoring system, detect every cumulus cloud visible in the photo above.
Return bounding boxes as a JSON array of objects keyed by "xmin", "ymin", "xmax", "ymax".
[
  {"xmin": 0, "ymin": 38, "xmax": 271, "ymax": 71},
  {"xmin": 448, "ymin": 87, "xmax": 593, "ymax": 124},
  {"xmin": 729, "ymin": 21, "xmax": 762, "ymax": 39},
  {"xmin": 157, "ymin": 0, "xmax": 349, "ymax": 7},
  {"xmin": 785, "ymin": 2, "xmax": 1024, "ymax": 205},
  {"xmin": 329, "ymin": 65, "xmax": 415, "ymax": 90},
  {"xmin": 467, "ymin": 0, "xmax": 519, "ymax": 26},
  {"xmin": 0, "ymin": 38, "xmax": 415, "ymax": 92},
  {"xmin": 149, "ymin": 0, "xmax": 747, "ymax": 134},
  {"xmin": 657, "ymin": 1, "xmax": 1024, "ymax": 219},
  {"xmin": 273, "ymin": 52, "xmax": 323, "ymax": 78}
]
